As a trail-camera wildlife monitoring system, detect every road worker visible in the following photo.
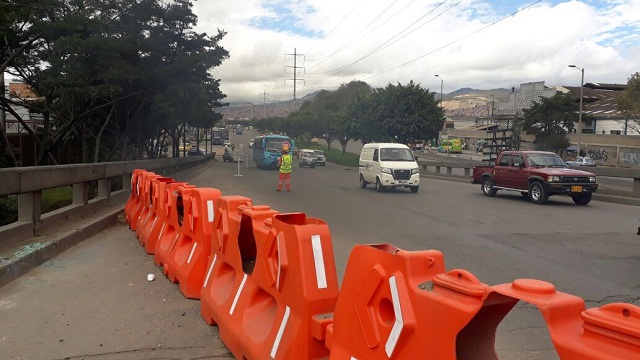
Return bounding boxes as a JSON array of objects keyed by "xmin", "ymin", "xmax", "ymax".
[{"xmin": 276, "ymin": 143, "xmax": 293, "ymax": 191}]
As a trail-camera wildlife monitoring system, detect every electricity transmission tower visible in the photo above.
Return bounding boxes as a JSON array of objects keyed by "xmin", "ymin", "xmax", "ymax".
[{"xmin": 285, "ymin": 48, "xmax": 304, "ymax": 111}]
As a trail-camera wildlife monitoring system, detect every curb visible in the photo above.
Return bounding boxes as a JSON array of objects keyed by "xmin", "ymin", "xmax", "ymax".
[{"xmin": 0, "ymin": 207, "xmax": 121, "ymax": 288}]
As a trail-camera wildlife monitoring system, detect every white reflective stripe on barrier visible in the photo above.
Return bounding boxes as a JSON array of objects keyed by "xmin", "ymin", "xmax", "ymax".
[
  {"xmin": 170, "ymin": 233, "xmax": 180, "ymax": 252},
  {"xmin": 276, "ymin": 233, "xmax": 283, "ymax": 290},
  {"xmin": 207, "ymin": 200, "xmax": 215, "ymax": 222},
  {"xmin": 351, "ymin": 357, "xmax": 358, "ymax": 360},
  {"xmin": 136, "ymin": 180, "xmax": 140, "ymax": 195},
  {"xmin": 270, "ymin": 305, "xmax": 291, "ymax": 359},
  {"xmin": 203, "ymin": 254, "xmax": 217, "ymax": 288},
  {"xmin": 311, "ymin": 234, "xmax": 327, "ymax": 289},
  {"xmin": 187, "ymin": 243, "xmax": 197, "ymax": 264},
  {"xmin": 158, "ymin": 223, "xmax": 166, "ymax": 240},
  {"xmin": 385, "ymin": 275, "xmax": 404, "ymax": 358},
  {"xmin": 150, "ymin": 217, "xmax": 158, "ymax": 232},
  {"xmin": 230, "ymin": 273, "xmax": 248, "ymax": 315}
]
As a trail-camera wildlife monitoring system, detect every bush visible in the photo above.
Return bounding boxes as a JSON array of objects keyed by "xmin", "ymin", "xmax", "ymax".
[{"xmin": 0, "ymin": 196, "xmax": 18, "ymax": 226}]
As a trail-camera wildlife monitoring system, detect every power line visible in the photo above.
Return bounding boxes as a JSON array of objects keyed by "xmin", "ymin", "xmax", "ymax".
[
  {"xmin": 364, "ymin": 0, "xmax": 543, "ymax": 81},
  {"xmin": 306, "ymin": 0, "xmax": 404, "ymax": 71},
  {"xmin": 307, "ymin": 0, "xmax": 456, "ymax": 85},
  {"xmin": 303, "ymin": 0, "xmax": 365, "ymax": 56}
]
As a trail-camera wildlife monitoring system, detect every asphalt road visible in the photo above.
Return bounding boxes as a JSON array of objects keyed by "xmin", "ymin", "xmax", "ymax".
[
  {"xmin": 190, "ymin": 129, "xmax": 640, "ymax": 359},
  {"xmin": 2, "ymin": 129, "xmax": 638, "ymax": 360}
]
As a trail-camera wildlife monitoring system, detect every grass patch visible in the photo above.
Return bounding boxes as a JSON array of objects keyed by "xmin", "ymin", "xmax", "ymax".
[
  {"xmin": 297, "ymin": 142, "xmax": 360, "ymax": 167},
  {"xmin": 42, "ymin": 186, "xmax": 73, "ymax": 213},
  {"xmin": 0, "ymin": 186, "xmax": 73, "ymax": 226}
]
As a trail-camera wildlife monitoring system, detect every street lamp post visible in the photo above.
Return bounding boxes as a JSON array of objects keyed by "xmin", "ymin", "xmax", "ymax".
[
  {"xmin": 569, "ymin": 64, "xmax": 584, "ymax": 157},
  {"xmin": 434, "ymin": 75, "xmax": 443, "ymax": 108}
]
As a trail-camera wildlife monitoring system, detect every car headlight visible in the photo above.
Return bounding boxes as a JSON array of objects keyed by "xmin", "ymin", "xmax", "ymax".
[
  {"xmin": 547, "ymin": 175, "xmax": 560, "ymax": 182},
  {"xmin": 380, "ymin": 167, "xmax": 392, "ymax": 174},
  {"xmin": 589, "ymin": 176, "xmax": 596, "ymax": 182},
  {"xmin": 411, "ymin": 168, "xmax": 419, "ymax": 175}
]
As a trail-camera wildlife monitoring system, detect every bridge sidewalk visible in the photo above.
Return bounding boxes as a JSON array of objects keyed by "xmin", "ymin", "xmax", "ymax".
[{"xmin": 0, "ymin": 161, "xmax": 233, "ymax": 360}]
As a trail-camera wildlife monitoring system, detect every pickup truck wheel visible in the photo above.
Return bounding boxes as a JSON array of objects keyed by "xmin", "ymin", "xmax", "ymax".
[
  {"xmin": 572, "ymin": 193, "xmax": 592, "ymax": 205},
  {"xmin": 375, "ymin": 178, "xmax": 385, "ymax": 192},
  {"xmin": 410, "ymin": 186, "xmax": 419, "ymax": 193},
  {"xmin": 360, "ymin": 175, "xmax": 368, "ymax": 188},
  {"xmin": 482, "ymin": 178, "xmax": 497, "ymax": 197},
  {"xmin": 529, "ymin": 182, "xmax": 548, "ymax": 204}
]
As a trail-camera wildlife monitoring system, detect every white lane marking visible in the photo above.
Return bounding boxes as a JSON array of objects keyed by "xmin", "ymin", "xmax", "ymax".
[
  {"xmin": 270, "ymin": 306, "xmax": 291, "ymax": 358},
  {"xmin": 385, "ymin": 276, "xmax": 404, "ymax": 358},
  {"xmin": 229, "ymin": 274, "xmax": 248, "ymax": 315},
  {"xmin": 203, "ymin": 254, "xmax": 217, "ymax": 288},
  {"xmin": 207, "ymin": 200, "xmax": 214, "ymax": 222},
  {"xmin": 187, "ymin": 243, "xmax": 197, "ymax": 264},
  {"xmin": 311, "ymin": 235, "xmax": 327, "ymax": 289}
]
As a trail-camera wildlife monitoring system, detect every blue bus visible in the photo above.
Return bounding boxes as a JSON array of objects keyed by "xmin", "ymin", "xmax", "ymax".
[{"xmin": 252, "ymin": 134, "xmax": 295, "ymax": 169}]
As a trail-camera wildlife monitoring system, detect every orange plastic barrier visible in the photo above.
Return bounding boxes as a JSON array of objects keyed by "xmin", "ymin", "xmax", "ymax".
[
  {"xmin": 327, "ymin": 244, "xmax": 469, "ymax": 360},
  {"xmin": 139, "ymin": 180, "xmax": 189, "ymax": 255},
  {"xmin": 153, "ymin": 183, "xmax": 196, "ymax": 281},
  {"xmin": 129, "ymin": 171, "xmax": 162, "ymax": 232},
  {"xmin": 168, "ymin": 187, "xmax": 222, "ymax": 299},
  {"xmin": 201, "ymin": 200, "xmax": 339, "ymax": 359},
  {"xmin": 124, "ymin": 169, "xmax": 150, "ymax": 228},
  {"xmin": 485, "ymin": 280, "xmax": 640, "ymax": 360},
  {"xmin": 135, "ymin": 176, "xmax": 174, "ymax": 243}
]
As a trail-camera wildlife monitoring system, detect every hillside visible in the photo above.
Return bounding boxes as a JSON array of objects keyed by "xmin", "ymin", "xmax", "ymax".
[{"xmin": 220, "ymin": 88, "xmax": 512, "ymax": 120}]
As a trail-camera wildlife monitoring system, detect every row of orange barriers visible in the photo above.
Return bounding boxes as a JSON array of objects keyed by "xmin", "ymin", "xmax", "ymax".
[{"xmin": 124, "ymin": 169, "xmax": 640, "ymax": 359}]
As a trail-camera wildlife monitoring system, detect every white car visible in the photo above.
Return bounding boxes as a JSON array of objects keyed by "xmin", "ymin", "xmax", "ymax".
[
  {"xmin": 298, "ymin": 150, "xmax": 317, "ymax": 168},
  {"xmin": 249, "ymin": 139, "xmax": 254, "ymax": 148},
  {"xmin": 566, "ymin": 156, "xmax": 596, "ymax": 167}
]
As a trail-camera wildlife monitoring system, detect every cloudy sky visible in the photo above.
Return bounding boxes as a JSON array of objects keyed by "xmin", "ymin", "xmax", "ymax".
[{"xmin": 193, "ymin": 0, "xmax": 640, "ymax": 104}]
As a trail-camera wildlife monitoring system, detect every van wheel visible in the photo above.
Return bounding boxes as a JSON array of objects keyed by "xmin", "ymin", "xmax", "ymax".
[
  {"xmin": 359, "ymin": 175, "xmax": 368, "ymax": 188},
  {"xmin": 410, "ymin": 186, "xmax": 419, "ymax": 193},
  {"xmin": 482, "ymin": 177, "xmax": 497, "ymax": 197},
  {"xmin": 529, "ymin": 182, "xmax": 548, "ymax": 204},
  {"xmin": 375, "ymin": 178, "xmax": 385, "ymax": 192},
  {"xmin": 572, "ymin": 192, "xmax": 592, "ymax": 205}
]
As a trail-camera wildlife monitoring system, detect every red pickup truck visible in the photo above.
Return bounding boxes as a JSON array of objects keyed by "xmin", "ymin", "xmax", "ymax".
[{"xmin": 471, "ymin": 150, "xmax": 598, "ymax": 205}]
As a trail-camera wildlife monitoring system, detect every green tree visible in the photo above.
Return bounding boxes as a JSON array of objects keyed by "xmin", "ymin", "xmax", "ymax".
[
  {"xmin": 617, "ymin": 72, "xmax": 640, "ymax": 134},
  {"xmin": 1, "ymin": 0, "xmax": 228, "ymax": 165},
  {"xmin": 353, "ymin": 81, "xmax": 444, "ymax": 144},
  {"xmin": 521, "ymin": 93, "xmax": 589, "ymax": 153}
]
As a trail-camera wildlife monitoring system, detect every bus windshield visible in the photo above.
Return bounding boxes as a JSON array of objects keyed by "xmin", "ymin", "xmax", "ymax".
[{"xmin": 253, "ymin": 135, "xmax": 295, "ymax": 169}]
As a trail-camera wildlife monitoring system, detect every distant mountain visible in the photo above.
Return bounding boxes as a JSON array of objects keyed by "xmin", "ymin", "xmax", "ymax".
[{"xmin": 221, "ymin": 88, "xmax": 512, "ymax": 120}]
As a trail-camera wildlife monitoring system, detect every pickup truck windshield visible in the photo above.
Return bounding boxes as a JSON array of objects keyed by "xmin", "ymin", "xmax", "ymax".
[
  {"xmin": 525, "ymin": 153, "xmax": 567, "ymax": 168},
  {"xmin": 380, "ymin": 148, "xmax": 415, "ymax": 161}
]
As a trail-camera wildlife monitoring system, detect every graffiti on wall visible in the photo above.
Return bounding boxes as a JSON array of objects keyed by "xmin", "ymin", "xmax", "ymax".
[
  {"xmin": 620, "ymin": 150, "xmax": 640, "ymax": 165},
  {"xmin": 586, "ymin": 148, "xmax": 610, "ymax": 163}
]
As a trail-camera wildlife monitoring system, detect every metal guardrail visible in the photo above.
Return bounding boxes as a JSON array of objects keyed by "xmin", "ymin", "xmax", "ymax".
[
  {"xmin": 416, "ymin": 158, "xmax": 640, "ymax": 198},
  {"xmin": 0, "ymin": 154, "xmax": 215, "ymax": 242}
]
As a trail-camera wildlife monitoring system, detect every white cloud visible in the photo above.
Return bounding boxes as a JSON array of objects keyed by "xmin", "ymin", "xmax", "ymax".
[{"xmin": 192, "ymin": 0, "xmax": 640, "ymax": 103}]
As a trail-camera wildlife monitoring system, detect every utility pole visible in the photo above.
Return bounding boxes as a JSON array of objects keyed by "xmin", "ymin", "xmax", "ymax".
[
  {"xmin": 286, "ymin": 48, "xmax": 304, "ymax": 111},
  {"xmin": 261, "ymin": 91, "xmax": 268, "ymax": 119}
]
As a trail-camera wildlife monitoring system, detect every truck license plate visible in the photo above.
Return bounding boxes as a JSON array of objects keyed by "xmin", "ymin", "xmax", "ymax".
[
  {"xmin": 399, "ymin": 180, "xmax": 407, "ymax": 184},
  {"xmin": 571, "ymin": 186, "xmax": 582, "ymax": 192}
]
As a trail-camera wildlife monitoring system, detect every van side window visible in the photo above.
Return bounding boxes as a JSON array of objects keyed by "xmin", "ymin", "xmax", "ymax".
[
  {"xmin": 499, "ymin": 155, "xmax": 511, "ymax": 166},
  {"xmin": 373, "ymin": 149, "xmax": 378, "ymax": 162}
]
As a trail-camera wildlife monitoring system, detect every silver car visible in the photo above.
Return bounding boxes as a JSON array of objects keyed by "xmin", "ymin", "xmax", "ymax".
[
  {"xmin": 566, "ymin": 156, "xmax": 596, "ymax": 167},
  {"xmin": 298, "ymin": 150, "xmax": 317, "ymax": 168},
  {"xmin": 313, "ymin": 150, "xmax": 326, "ymax": 166}
]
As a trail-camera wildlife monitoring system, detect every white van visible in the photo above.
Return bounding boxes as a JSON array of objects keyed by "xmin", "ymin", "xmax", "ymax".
[{"xmin": 359, "ymin": 143, "xmax": 420, "ymax": 193}]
